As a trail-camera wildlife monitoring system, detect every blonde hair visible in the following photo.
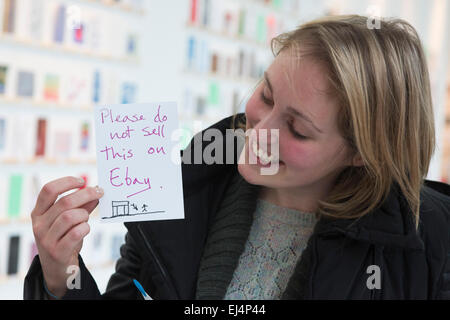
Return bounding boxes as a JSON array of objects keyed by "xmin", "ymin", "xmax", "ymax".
[{"xmin": 233, "ymin": 15, "xmax": 436, "ymax": 228}]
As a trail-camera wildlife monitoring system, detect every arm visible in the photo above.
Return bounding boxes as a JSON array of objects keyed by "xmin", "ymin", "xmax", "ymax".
[
  {"xmin": 436, "ymin": 237, "xmax": 450, "ymax": 299},
  {"xmin": 24, "ymin": 231, "xmax": 143, "ymax": 300},
  {"xmin": 24, "ymin": 254, "xmax": 100, "ymax": 300}
]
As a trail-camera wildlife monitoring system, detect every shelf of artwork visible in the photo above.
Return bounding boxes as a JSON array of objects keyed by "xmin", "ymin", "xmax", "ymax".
[
  {"xmin": 183, "ymin": 69, "xmax": 260, "ymax": 87},
  {"xmin": 0, "ymin": 158, "xmax": 97, "ymax": 166},
  {"xmin": 186, "ymin": 0, "xmax": 301, "ymax": 51},
  {"xmin": 0, "ymin": 216, "xmax": 31, "ymax": 226},
  {"xmin": 0, "ymin": 273, "xmax": 25, "ymax": 288},
  {"xmin": 0, "ymin": 34, "xmax": 140, "ymax": 65},
  {"xmin": 80, "ymin": 0, "xmax": 146, "ymax": 16},
  {"xmin": 185, "ymin": 22, "xmax": 268, "ymax": 50},
  {"xmin": 241, "ymin": 0, "xmax": 302, "ymax": 20},
  {"xmin": 0, "ymin": 98, "xmax": 94, "ymax": 113}
]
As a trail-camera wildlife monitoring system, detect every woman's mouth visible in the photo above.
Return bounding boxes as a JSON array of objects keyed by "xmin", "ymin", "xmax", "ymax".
[{"xmin": 250, "ymin": 139, "xmax": 284, "ymax": 167}]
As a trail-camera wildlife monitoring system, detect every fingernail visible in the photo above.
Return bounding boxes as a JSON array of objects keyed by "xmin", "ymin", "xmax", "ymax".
[
  {"xmin": 95, "ymin": 186, "xmax": 104, "ymax": 195},
  {"xmin": 78, "ymin": 177, "xmax": 86, "ymax": 184}
]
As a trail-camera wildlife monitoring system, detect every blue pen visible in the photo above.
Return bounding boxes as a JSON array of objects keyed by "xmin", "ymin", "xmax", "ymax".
[{"xmin": 133, "ymin": 279, "xmax": 153, "ymax": 300}]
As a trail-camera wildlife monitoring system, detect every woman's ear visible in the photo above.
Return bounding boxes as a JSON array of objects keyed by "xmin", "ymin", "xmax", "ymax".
[{"xmin": 351, "ymin": 153, "xmax": 364, "ymax": 167}]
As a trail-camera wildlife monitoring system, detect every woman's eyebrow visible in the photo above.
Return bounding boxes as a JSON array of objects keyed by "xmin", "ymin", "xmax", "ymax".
[
  {"xmin": 264, "ymin": 72, "xmax": 323, "ymax": 134},
  {"xmin": 287, "ymin": 106, "xmax": 323, "ymax": 134}
]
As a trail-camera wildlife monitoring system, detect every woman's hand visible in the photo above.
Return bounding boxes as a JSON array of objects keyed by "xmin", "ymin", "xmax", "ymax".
[{"xmin": 31, "ymin": 176, "xmax": 104, "ymax": 298}]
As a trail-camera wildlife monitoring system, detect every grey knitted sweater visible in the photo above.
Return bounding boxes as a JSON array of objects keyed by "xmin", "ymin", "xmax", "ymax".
[
  {"xmin": 224, "ymin": 198, "xmax": 317, "ymax": 299},
  {"xmin": 195, "ymin": 170, "xmax": 319, "ymax": 299}
]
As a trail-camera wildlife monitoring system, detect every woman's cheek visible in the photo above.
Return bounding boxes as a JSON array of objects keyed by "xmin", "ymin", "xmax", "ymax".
[{"xmin": 280, "ymin": 142, "xmax": 312, "ymax": 169}]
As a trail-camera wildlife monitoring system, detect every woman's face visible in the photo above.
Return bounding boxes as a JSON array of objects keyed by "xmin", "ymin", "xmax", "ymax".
[{"xmin": 238, "ymin": 50, "xmax": 359, "ymax": 194}]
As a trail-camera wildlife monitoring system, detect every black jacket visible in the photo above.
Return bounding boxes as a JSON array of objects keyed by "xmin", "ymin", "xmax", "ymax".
[{"xmin": 24, "ymin": 113, "xmax": 450, "ymax": 299}]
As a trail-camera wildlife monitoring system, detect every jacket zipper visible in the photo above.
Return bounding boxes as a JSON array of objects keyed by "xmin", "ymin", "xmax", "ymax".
[{"xmin": 137, "ymin": 224, "xmax": 180, "ymax": 299}]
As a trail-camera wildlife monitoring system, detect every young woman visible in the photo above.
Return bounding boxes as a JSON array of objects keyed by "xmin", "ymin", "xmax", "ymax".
[{"xmin": 24, "ymin": 15, "xmax": 450, "ymax": 300}]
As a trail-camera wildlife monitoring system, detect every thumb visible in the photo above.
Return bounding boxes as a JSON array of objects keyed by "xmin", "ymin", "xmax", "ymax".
[{"xmin": 80, "ymin": 199, "xmax": 99, "ymax": 214}]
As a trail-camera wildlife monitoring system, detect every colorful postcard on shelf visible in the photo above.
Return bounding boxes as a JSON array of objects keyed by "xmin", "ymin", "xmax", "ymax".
[
  {"xmin": 17, "ymin": 71, "xmax": 35, "ymax": 98},
  {"xmin": 2, "ymin": 0, "xmax": 16, "ymax": 34},
  {"xmin": 63, "ymin": 74, "xmax": 89, "ymax": 106},
  {"xmin": 126, "ymin": 34, "xmax": 138, "ymax": 56},
  {"xmin": 43, "ymin": 74, "xmax": 60, "ymax": 101},
  {"xmin": 121, "ymin": 82, "xmax": 137, "ymax": 104},
  {"xmin": 47, "ymin": 116, "xmax": 75, "ymax": 160},
  {"xmin": 94, "ymin": 102, "xmax": 185, "ymax": 223},
  {"xmin": 73, "ymin": 24, "xmax": 85, "ymax": 44},
  {"xmin": 0, "ymin": 173, "xmax": 8, "ymax": 223},
  {"xmin": 53, "ymin": 4, "xmax": 66, "ymax": 43},
  {"xmin": 80, "ymin": 120, "xmax": 91, "ymax": 152},
  {"xmin": 0, "ymin": 66, "xmax": 7, "ymax": 94},
  {"xmin": 0, "ymin": 118, "xmax": 5, "ymax": 142},
  {"xmin": 35, "ymin": 118, "xmax": 47, "ymax": 157},
  {"xmin": 7, "ymin": 235, "xmax": 20, "ymax": 275},
  {"xmin": 28, "ymin": 0, "xmax": 44, "ymax": 41},
  {"xmin": 7, "ymin": 174, "xmax": 23, "ymax": 220},
  {"xmin": 92, "ymin": 70, "xmax": 102, "ymax": 104}
]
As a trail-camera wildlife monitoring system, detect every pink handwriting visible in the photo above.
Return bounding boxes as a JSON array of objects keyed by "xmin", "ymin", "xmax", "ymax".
[
  {"xmin": 153, "ymin": 105, "xmax": 168, "ymax": 123},
  {"xmin": 109, "ymin": 166, "xmax": 151, "ymax": 198},
  {"xmin": 141, "ymin": 125, "xmax": 165, "ymax": 138},
  {"xmin": 148, "ymin": 146, "xmax": 166, "ymax": 155},
  {"xmin": 100, "ymin": 146, "xmax": 134, "ymax": 161},
  {"xmin": 100, "ymin": 108, "xmax": 145, "ymax": 124},
  {"xmin": 109, "ymin": 125, "xmax": 135, "ymax": 140}
]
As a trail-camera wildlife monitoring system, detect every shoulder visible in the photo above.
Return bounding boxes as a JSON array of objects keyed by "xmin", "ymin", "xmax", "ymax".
[
  {"xmin": 419, "ymin": 180, "xmax": 450, "ymax": 239},
  {"xmin": 419, "ymin": 180, "xmax": 450, "ymax": 299},
  {"xmin": 420, "ymin": 180, "xmax": 450, "ymax": 225},
  {"xmin": 413, "ymin": 180, "xmax": 450, "ymax": 255}
]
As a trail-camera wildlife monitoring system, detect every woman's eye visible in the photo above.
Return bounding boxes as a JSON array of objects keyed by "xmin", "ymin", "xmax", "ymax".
[
  {"xmin": 259, "ymin": 91, "xmax": 273, "ymax": 105},
  {"xmin": 290, "ymin": 128, "xmax": 308, "ymax": 139},
  {"xmin": 288, "ymin": 120, "xmax": 308, "ymax": 140}
]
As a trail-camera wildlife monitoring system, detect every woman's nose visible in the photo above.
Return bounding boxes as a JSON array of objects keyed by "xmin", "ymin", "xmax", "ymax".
[{"xmin": 251, "ymin": 126, "xmax": 280, "ymax": 157}]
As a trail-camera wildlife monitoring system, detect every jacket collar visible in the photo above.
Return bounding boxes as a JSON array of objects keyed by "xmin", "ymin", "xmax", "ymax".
[
  {"xmin": 314, "ymin": 182, "xmax": 430, "ymax": 251},
  {"xmin": 237, "ymin": 175, "xmax": 432, "ymax": 251},
  {"xmin": 225, "ymin": 171, "xmax": 428, "ymax": 253}
]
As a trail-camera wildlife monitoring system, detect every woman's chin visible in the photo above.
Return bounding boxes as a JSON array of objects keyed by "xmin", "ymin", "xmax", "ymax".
[
  {"xmin": 237, "ymin": 144, "xmax": 284, "ymax": 185},
  {"xmin": 238, "ymin": 162, "xmax": 273, "ymax": 186},
  {"xmin": 237, "ymin": 162, "xmax": 257, "ymax": 185}
]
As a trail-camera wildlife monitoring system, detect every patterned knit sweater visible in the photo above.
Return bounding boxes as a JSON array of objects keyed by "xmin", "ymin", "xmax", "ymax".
[
  {"xmin": 195, "ymin": 169, "xmax": 320, "ymax": 300},
  {"xmin": 224, "ymin": 199, "xmax": 317, "ymax": 299}
]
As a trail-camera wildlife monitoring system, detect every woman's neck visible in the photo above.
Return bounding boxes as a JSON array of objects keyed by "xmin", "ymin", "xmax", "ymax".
[{"xmin": 258, "ymin": 183, "xmax": 332, "ymax": 214}]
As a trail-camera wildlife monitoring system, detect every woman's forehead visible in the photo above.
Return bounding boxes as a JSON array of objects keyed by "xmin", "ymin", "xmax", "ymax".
[
  {"xmin": 267, "ymin": 52, "xmax": 338, "ymax": 120},
  {"xmin": 270, "ymin": 52, "xmax": 331, "ymax": 94},
  {"xmin": 267, "ymin": 53, "xmax": 334, "ymax": 104}
]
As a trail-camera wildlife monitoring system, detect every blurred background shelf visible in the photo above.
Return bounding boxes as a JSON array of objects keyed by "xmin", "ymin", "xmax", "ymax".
[
  {"xmin": 0, "ymin": 34, "xmax": 141, "ymax": 65},
  {"xmin": 77, "ymin": 0, "xmax": 146, "ymax": 16},
  {"xmin": 0, "ymin": 98, "xmax": 94, "ymax": 113}
]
